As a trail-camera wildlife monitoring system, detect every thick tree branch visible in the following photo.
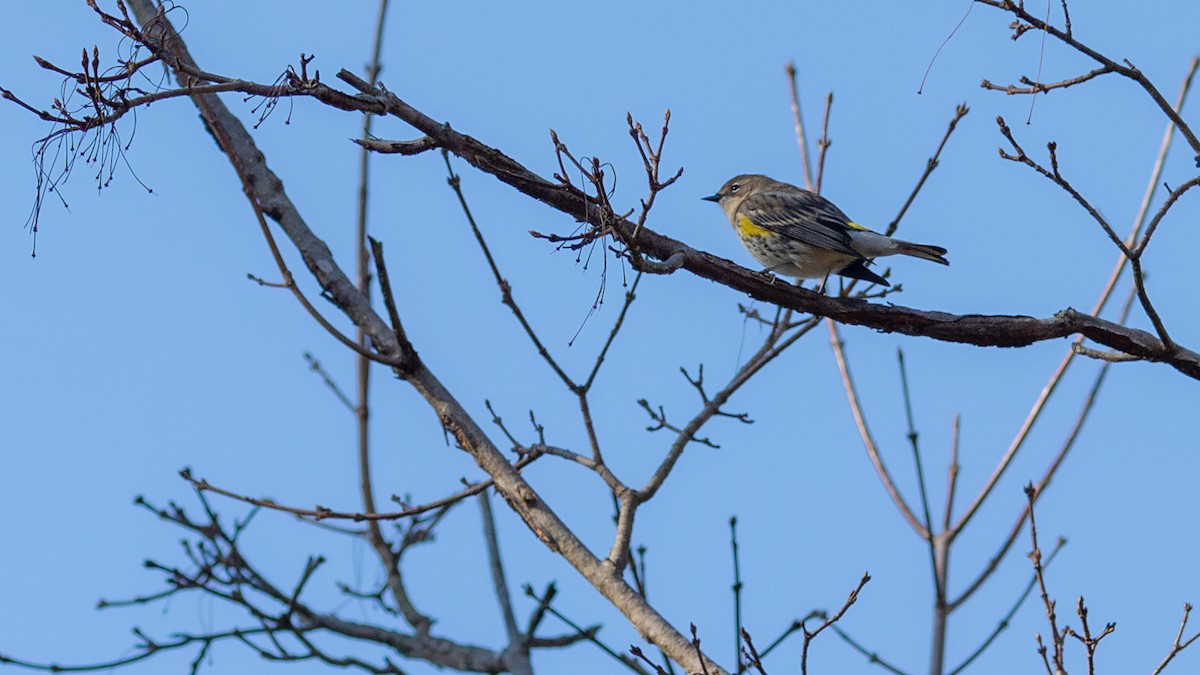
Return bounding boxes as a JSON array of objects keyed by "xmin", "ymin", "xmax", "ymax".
[
  {"xmin": 329, "ymin": 71, "xmax": 1200, "ymax": 379},
  {"xmin": 15, "ymin": 19, "xmax": 1199, "ymax": 378},
  {"xmin": 122, "ymin": 3, "xmax": 728, "ymax": 672}
]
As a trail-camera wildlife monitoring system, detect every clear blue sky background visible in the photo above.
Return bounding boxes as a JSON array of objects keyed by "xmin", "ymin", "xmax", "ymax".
[{"xmin": 2, "ymin": 2, "xmax": 1199, "ymax": 674}]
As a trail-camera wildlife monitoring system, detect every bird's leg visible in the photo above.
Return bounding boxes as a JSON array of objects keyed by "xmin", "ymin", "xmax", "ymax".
[{"xmin": 760, "ymin": 266, "xmax": 783, "ymax": 286}]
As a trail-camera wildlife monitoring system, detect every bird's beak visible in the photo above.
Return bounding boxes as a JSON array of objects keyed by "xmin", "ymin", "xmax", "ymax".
[{"xmin": 701, "ymin": 194, "xmax": 721, "ymax": 203}]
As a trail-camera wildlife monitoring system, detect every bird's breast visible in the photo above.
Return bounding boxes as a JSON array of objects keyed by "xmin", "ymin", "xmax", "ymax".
[{"xmin": 736, "ymin": 214, "xmax": 772, "ymax": 238}]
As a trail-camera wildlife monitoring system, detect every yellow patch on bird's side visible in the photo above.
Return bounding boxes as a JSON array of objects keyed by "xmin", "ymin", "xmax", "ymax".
[
  {"xmin": 845, "ymin": 221, "xmax": 870, "ymax": 231},
  {"xmin": 737, "ymin": 214, "xmax": 772, "ymax": 237}
]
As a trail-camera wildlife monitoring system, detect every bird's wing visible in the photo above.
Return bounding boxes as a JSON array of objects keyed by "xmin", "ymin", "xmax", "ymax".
[{"xmin": 739, "ymin": 190, "xmax": 862, "ymax": 258}]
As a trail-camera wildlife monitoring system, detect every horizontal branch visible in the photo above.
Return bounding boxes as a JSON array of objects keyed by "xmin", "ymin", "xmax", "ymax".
[
  {"xmin": 328, "ymin": 70, "xmax": 1200, "ymax": 380},
  {"xmin": 17, "ymin": 27, "xmax": 1197, "ymax": 379}
]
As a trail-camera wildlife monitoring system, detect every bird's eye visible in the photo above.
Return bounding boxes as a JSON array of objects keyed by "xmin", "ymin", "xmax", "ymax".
[{"xmin": 730, "ymin": 183, "xmax": 741, "ymax": 193}]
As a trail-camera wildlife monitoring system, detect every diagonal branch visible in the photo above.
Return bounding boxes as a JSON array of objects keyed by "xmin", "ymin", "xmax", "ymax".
[
  {"xmin": 14, "ymin": 36, "xmax": 1200, "ymax": 377},
  {"xmin": 975, "ymin": 0, "xmax": 1200, "ymax": 162},
  {"xmin": 122, "ymin": 3, "xmax": 727, "ymax": 672},
  {"xmin": 331, "ymin": 71, "xmax": 1200, "ymax": 378},
  {"xmin": 828, "ymin": 319, "xmax": 925, "ymax": 535}
]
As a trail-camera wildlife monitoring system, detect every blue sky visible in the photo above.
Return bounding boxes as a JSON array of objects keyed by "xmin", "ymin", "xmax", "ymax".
[{"xmin": 2, "ymin": 2, "xmax": 1199, "ymax": 674}]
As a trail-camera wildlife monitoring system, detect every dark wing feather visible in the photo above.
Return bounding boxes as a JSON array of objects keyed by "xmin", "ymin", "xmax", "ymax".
[{"xmin": 739, "ymin": 190, "xmax": 862, "ymax": 258}]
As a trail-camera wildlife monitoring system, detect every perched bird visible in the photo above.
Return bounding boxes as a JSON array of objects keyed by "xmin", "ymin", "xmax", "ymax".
[{"xmin": 703, "ymin": 174, "xmax": 948, "ymax": 287}]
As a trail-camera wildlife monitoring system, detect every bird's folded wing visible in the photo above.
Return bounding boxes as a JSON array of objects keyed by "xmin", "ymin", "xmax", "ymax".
[{"xmin": 740, "ymin": 191, "xmax": 861, "ymax": 258}]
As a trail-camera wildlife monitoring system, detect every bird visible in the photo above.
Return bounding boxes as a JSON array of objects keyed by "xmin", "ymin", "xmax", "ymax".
[{"xmin": 703, "ymin": 174, "xmax": 948, "ymax": 288}]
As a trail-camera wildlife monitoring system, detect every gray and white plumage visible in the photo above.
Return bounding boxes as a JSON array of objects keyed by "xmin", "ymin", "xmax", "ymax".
[{"xmin": 703, "ymin": 174, "xmax": 948, "ymax": 287}]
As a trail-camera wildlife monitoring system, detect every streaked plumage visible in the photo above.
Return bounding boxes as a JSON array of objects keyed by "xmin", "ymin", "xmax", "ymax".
[{"xmin": 703, "ymin": 174, "xmax": 948, "ymax": 287}]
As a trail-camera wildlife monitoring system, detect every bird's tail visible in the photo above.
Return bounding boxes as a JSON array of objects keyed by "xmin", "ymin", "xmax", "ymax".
[{"xmin": 892, "ymin": 240, "xmax": 949, "ymax": 266}]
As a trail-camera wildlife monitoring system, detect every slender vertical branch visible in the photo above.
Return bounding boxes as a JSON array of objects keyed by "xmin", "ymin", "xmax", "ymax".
[
  {"xmin": 1152, "ymin": 604, "xmax": 1200, "ymax": 675},
  {"xmin": 952, "ymin": 281, "xmax": 1136, "ymax": 611},
  {"xmin": 480, "ymin": 491, "xmax": 522, "ymax": 646},
  {"xmin": 786, "ymin": 61, "xmax": 815, "ymax": 191},
  {"xmin": 949, "ymin": 538, "xmax": 1067, "ymax": 675},
  {"xmin": 949, "ymin": 56, "xmax": 1199, "ymax": 540},
  {"xmin": 815, "ymin": 93, "xmax": 834, "ymax": 195},
  {"xmin": 356, "ymin": 0, "xmax": 392, "ymax": 562},
  {"xmin": 897, "ymin": 349, "xmax": 939, "ymax": 574},
  {"xmin": 828, "ymin": 321, "xmax": 925, "ymax": 534},
  {"xmin": 897, "ymin": 348, "xmax": 946, "ymax": 675},
  {"xmin": 942, "ymin": 414, "xmax": 961, "ymax": 533},
  {"xmin": 351, "ymin": 0, "xmax": 429, "ymax": 635},
  {"xmin": 1025, "ymin": 484, "xmax": 1066, "ymax": 674},
  {"xmin": 730, "ymin": 517, "xmax": 744, "ymax": 675}
]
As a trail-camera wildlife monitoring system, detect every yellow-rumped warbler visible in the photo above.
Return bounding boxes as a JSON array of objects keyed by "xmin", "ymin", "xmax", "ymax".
[{"xmin": 703, "ymin": 174, "xmax": 948, "ymax": 287}]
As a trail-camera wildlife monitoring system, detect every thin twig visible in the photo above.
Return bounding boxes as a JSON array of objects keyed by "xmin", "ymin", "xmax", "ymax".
[
  {"xmin": 1152, "ymin": 604, "xmax": 1200, "ymax": 675},
  {"xmin": 479, "ymin": 491, "xmax": 521, "ymax": 644},
  {"xmin": 730, "ymin": 516, "xmax": 744, "ymax": 674},
  {"xmin": 949, "ymin": 537, "xmax": 1066, "ymax": 674},
  {"xmin": 443, "ymin": 151, "xmax": 576, "ymax": 390},
  {"xmin": 886, "ymin": 103, "xmax": 969, "ymax": 236},
  {"xmin": 952, "ymin": 281, "xmax": 1137, "ymax": 610},
  {"xmin": 826, "ymin": 624, "xmax": 912, "ymax": 675},
  {"xmin": 815, "ymin": 93, "xmax": 833, "ymax": 195},
  {"xmin": 786, "ymin": 61, "xmax": 815, "ymax": 190},
  {"xmin": 1025, "ymin": 484, "xmax": 1066, "ymax": 673},
  {"xmin": 976, "ymin": 0, "xmax": 1200, "ymax": 161},
  {"xmin": 896, "ymin": 349, "xmax": 940, "ymax": 599},
  {"xmin": 179, "ymin": 461, "xmax": 537, "ymax": 522},
  {"xmin": 800, "ymin": 573, "xmax": 871, "ymax": 674},
  {"xmin": 303, "ymin": 352, "xmax": 355, "ymax": 412},
  {"xmin": 354, "ymin": 0, "xmax": 395, "ymax": 634},
  {"xmin": 828, "ymin": 320, "xmax": 924, "ymax": 535},
  {"xmin": 942, "ymin": 414, "xmax": 961, "ymax": 532}
]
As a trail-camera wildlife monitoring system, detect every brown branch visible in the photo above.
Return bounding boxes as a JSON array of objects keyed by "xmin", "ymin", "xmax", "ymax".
[
  {"xmin": 826, "ymin": 625, "xmax": 911, "ymax": 675},
  {"xmin": 800, "ymin": 573, "xmax": 871, "ymax": 675},
  {"xmin": 333, "ymin": 71, "xmax": 1200, "ymax": 376},
  {"xmin": 1074, "ymin": 57, "xmax": 1199, "ymax": 330},
  {"xmin": 479, "ymin": 491, "xmax": 527, "ymax": 670},
  {"xmin": 1152, "ymin": 604, "xmax": 1200, "ymax": 675},
  {"xmin": 949, "ymin": 537, "xmax": 1066, "ymax": 674},
  {"xmin": 815, "ymin": 92, "xmax": 833, "ymax": 194},
  {"xmin": 996, "ymin": 118, "xmax": 1131, "ymax": 257},
  {"xmin": 113, "ymin": 7, "xmax": 728, "ymax": 663},
  {"xmin": 353, "ymin": 136, "xmax": 440, "ymax": 155},
  {"xmin": 1064, "ymin": 596, "xmax": 1116, "ymax": 673},
  {"xmin": 786, "ymin": 61, "xmax": 815, "ymax": 190},
  {"xmin": 996, "ymin": 118, "xmax": 1184, "ymax": 351},
  {"xmin": 1024, "ymin": 484, "xmax": 1066, "ymax": 674},
  {"xmin": 17, "ymin": 42, "xmax": 1200, "ymax": 376},
  {"xmin": 128, "ymin": 489, "xmax": 510, "ymax": 673},
  {"xmin": 180, "ymin": 462, "xmax": 536, "ymax": 522},
  {"xmin": 981, "ymin": 66, "xmax": 1113, "ymax": 95},
  {"xmin": 949, "ymin": 62, "xmax": 1199, "ymax": 607},
  {"xmin": 829, "ymin": 319, "xmax": 925, "ymax": 535},
  {"xmin": 352, "ymin": 0, "xmax": 433, "ymax": 636},
  {"xmin": 1070, "ymin": 344, "xmax": 1142, "ymax": 363},
  {"xmin": 886, "ymin": 103, "xmax": 970, "ymax": 236},
  {"xmin": 976, "ymin": 0, "xmax": 1200, "ymax": 163},
  {"xmin": 942, "ymin": 414, "xmax": 960, "ymax": 532},
  {"xmin": 0, "ymin": 627, "xmax": 288, "ymax": 673},
  {"xmin": 951, "ymin": 282, "xmax": 1136, "ymax": 610},
  {"xmin": 638, "ymin": 317, "xmax": 820, "ymax": 501},
  {"xmin": 443, "ymin": 151, "xmax": 577, "ymax": 391}
]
